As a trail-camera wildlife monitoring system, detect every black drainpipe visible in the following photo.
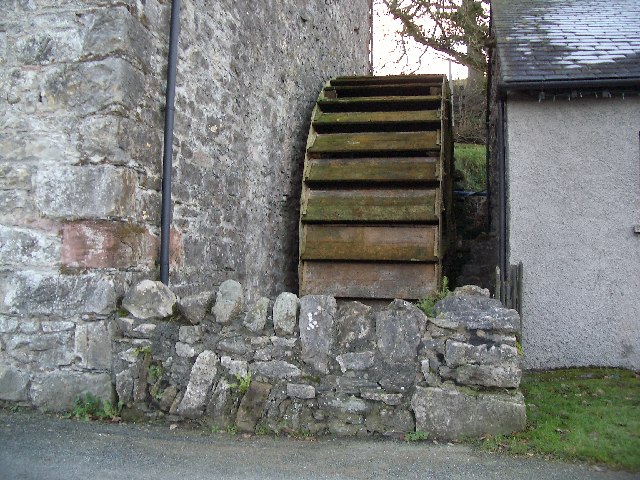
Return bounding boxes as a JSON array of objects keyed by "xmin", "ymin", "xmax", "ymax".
[
  {"xmin": 497, "ymin": 99, "xmax": 507, "ymax": 298},
  {"xmin": 160, "ymin": 0, "xmax": 181, "ymax": 286}
]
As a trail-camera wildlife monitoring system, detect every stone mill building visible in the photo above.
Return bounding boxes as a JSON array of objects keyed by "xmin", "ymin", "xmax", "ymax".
[{"xmin": 0, "ymin": 0, "xmax": 372, "ymax": 409}]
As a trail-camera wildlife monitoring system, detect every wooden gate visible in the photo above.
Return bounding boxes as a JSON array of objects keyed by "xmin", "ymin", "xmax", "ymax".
[{"xmin": 299, "ymin": 74, "xmax": 454, "ymax": 300}]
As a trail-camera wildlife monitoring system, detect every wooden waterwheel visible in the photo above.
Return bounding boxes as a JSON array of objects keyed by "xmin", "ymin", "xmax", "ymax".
[{"xmin": 299, "ymin": 74, "xmax": 454, "ymax": 301}]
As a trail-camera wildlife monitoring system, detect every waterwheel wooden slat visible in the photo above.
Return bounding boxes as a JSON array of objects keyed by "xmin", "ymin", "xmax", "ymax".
[{"xmin": 299, "ymin": 74, "xmax": 454, "ymax": 301}]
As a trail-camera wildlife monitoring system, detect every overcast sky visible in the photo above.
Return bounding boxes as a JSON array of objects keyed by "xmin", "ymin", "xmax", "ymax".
[{"xmin": 372, "ymin": 1, "xmax": 469, "ymax": 79}]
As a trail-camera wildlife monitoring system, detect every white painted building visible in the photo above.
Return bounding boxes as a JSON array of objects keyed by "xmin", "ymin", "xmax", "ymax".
[{"xmin": 490, "ymin": 0, "xmax": 640, "ymax": 370}]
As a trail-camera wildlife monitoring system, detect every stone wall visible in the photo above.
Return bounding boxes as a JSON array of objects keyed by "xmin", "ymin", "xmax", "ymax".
[
  {"xmin": 169, "ymin": 0, "xmax": 372, "ymax": 300},
  {"xmin": 1, "ymin": 0, "xmax": 170, "ymax": 406},
  {"xmin": 0, "ymin": 1, "xmax": 371, "ymax": 403},
  {"xmin": 107, "ymin": 281, "xmax": 525, "ymax": 440}
]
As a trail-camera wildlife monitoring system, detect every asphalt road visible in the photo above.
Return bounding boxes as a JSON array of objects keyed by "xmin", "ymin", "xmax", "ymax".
[{"xmin": 0, "ymin": 410, "xmax": 636, "ymax": 480}]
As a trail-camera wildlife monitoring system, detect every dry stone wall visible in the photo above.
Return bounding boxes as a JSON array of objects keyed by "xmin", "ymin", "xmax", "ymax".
[{"xmin": 110, "ymin": 281, "xmax": 525, "ymax": 440}]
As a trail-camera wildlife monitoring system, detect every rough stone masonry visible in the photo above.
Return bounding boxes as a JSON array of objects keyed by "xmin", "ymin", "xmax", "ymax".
[
  {"xmin": 0, "ymin": 0, "xmax": 370, "ymax": 405},
  {"xmin": 105, "ymin": 281, "xmax": 524, "ymax": 440}
]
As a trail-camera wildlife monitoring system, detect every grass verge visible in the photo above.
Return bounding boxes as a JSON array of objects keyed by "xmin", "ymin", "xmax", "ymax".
[
  {"xmin": 455, "ymin": 143, "xmax": 486, "ymax": 192},
  {"xmin": 477, "ymin": 368, "xmax": 640, "ymax": 471}
]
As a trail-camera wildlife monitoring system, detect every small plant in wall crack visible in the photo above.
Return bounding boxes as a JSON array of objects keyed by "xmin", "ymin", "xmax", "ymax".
[
  {"xmin": 405, "ymin": 431, "xmax": 429, "ymax": 442},
  {"xmin": 417, "ymin": 276, "xmax": 452, "ymax": 317},
  {"xmin": 66, "ymin": 393, "xmax": 123, "ymax": 422},
  {"xmin": 229, "ymin": 372, "xmax": 251, "ymax": 395}
]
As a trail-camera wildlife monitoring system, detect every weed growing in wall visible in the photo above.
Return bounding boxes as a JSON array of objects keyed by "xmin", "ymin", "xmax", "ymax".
[{"xmin": 417, "ymin": 276, "xmax": 452, "ymax": 317}]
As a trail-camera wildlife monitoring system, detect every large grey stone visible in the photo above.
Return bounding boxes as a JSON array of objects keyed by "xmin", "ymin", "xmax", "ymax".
[
  {"xmin": 243, "ymin": 296, "xmax": 270, "ymax": 333},
  {"xmin": 0, "ymin": 225, "xmax": 60, "ymax": 267},
  {"xmin": 336, "ymin": 351, "xmax": 374, "ymax": 373},
  {"xmin": 411, "ymin": 386, "xmax": 526, "ymax": 440},
  {"xmin": 179, "ymin": 326, "xmax": 204, "ymax": 345},
  {"xmin": 178, "ymin": 292, "xmax": 214, "ymax": 325},
  {"xmin": 250, "ymin": 361, "xmax": 301, "ymax": 380},
  {"xmin": 318, "ymin": 393, "xmax": 369, "ymax": 414},
  {"xmin": 272, "ymin": 292, "xmax": 298, "ymax": 335},
  {"xmin": 360, "ymin": 389, "xmax": 403, "ymax": 406},
  {"xmin": 0, "ymin": 272, "xmax": 116, "ymax": 316},
  {"xmin": 30, "ymin": 371, "xmax": 112, "ymax": 412},
  {"xmin": 287, "ymin": 383, "xmax": 316, "ymax": 399},
  {"xmin": 115, "ymin": 369, "xmax": 134, "ymax": 405},
  {"xmin": 75, "ymin": 320, "xmax": 112, "ymax": 370},
  {"xmin": 375, "ymin": 300, "xmax": 425, "ymax": 363},
  {"xmin": 220, "ymin": 356, "xmax": 248, "ymax": 377},
  {"xmin": 122, "ymin": 280, "xmax": 177, "ymax": 320},
  {"xmin": 5, "ymin": 331, "xmax": 75, "ymax": 368},
  {"xmin": 236, "ymin": 381, "xmax": 271, "ymax": 433},
  {"xmin": 440, "ymin": 364, "xmax": 522, "ymax": 388},
  {"xmin": 0, "ymin": 363, "xmax": 30, "ymax": 401},
  {"xmin": 217, "ymin": 336, "xmax": 247, "ymax": 355},
  {"xmin": 434, "ymin": 295, "xmax": 521, "ymax": 333},
  {"xmin": 445, "ymin": 341, "xmax": 519, "ymax": 368},
  {"xmin": 335, "ymin": 301, "xmax": 374, "ymax": 352},
  {"xmin": 34, "ymin": 165, "xmax": 137, "ymax": 219},
  {"xmin": 177, "ymin": 351, "xmax": 219, "ymax": 418},
  {"xmin": 299, "ymin": 295, "xmax": 336, "ymax": 374},
  {"xmin": 212, "ymin": 280, "xmax": 243, "ymax": 325}
]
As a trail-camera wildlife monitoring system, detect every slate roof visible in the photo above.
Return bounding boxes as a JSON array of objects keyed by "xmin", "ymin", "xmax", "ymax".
[{"xmin": 492, "ymin": 0, "xmax": 640, "ymax": 87}]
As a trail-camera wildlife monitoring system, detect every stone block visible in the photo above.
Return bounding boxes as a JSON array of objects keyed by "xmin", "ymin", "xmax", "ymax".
[
  {"xmin": 220, "ymin": 356, "xmax": 248, "ymax": 377},
  {"xmin": 178, "ymin": 291, "xmax": 214, "ymax": 325},
  {"xmin": 82, "ymin": 7, "xmax": 152, "ymax": 68},
  {"xmin": 375, "ymin": 300, "xmax": 424, "ymax": 363},
  {"xmin": 0, "ymin": 363, "xmax": 30, "ymax": 401},
  {"xmin": 243, "ymin": 296, "xmax": 270, "ymax": 333},
  {"xmin": 272, "ymin": 292, "xmax": 298, "ymax": 335},
  {"xmin": 61, "ymin": 221, "xmax": 157, "ymax": 269},
  {"xmin": 250, "ymin": 361, "xmax": 300, "ymax": 381},
  {"xmin": 0, "ymin": 164, "xmax": 32, "ymax": 190},
  {"xmin": 236, "ymin": 381, "xmax": 271, "ymax": 433},
  {"xmin": 411, "ymin": 387, "xmax": 526, "ymax": 440},
  {"xmin": 0, "ymin": 317, "xmax": 19, "ymax": 333},
  {"xmin": 0, "ymin": 271, "xmax": 116, "ymax": 316},
  {"xmin": 175, "ymin": 342, "xmax": 203, "ymax": 358},
  {"xmin": 30, "ymin": 371, "xmax": 112, "ymax": 412},
  {"xmin": 0, "ymin": 225, "xmax": 60, "ymax": 267},
  {"xmin": 318, "ymin": 393, "xmax": 369, "ymax": 414},
  {"xmin": 179, "ymin": 326, "xmax": 203, "ymax": 345},
  {"xmin": 445, "ymin": 341, "xmax": 519, "ymax": 368},
  {"xmin": 6, "ymin": 331, "xmax": 75, "ymax": 368},
  {"xmin": 115, "ymin": 369, "xmax": 134, "ymax": 404},
  {"xmin": 176, "ymin": 350, "xmax": 219, "ymax": 418},
  {"xmin": 35, "ymin": 166, "xmax": 137, "ymax": 220},
  {"xmin": 122, "ymin": 280, "xmax": 177, "ymax": 320},
  {"xmin": 212, "ymin": 280, "xmax": 243, "ymax": 325},
  {"xmin": 75, "ymin": 320, "xmax": 112, "ymax": 370},
  {"xmin": 453, "ymin": 285, "xmax": 490, "ymax": 297},
  {"xmin": 216, "ymin": 336, "xmax": 247, "ymax": 355},
  {"xmin": 335, "ymin": 301, "xmax": 374, "ymax": 352},
  {"xmin": 287, "ymin": 383, "xmax": 316, "ymax": 399},
  {"xmin": 360, "ymin": 389, "xmax": 403, "ymax": 406},
  {"xmin": 336, "ymin": 351, "xmax": 374, "ymax": 373},
  {"xmin": 299, "ymin": 295, "xmax": 336, "ymax": 374},
  {"xmin": 434, "ymin": 295, "xmax": 520, "ymax": 333},
  {"xmin": 440, "ymin": 364, "xmax": 521, "ymax": 389},
  {"xmin": 334, "ymin": 376, "xmax": 379, "ymax": 394}
]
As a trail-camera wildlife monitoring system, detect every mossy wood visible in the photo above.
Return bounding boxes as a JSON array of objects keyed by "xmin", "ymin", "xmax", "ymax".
[
  {"xmin": 305, "ymin": 157, "xmax": 440, "ymax": 183},
  {"xmin": 302, "ymin": 188, "xmax": 439, "ymax": 223},
  {"xmin": 301, "ymin": 261, "xmax": 438, "ymax": 299},
  {"xmin": 299, "ymin": 74, "xmax": 454, "ymax": 301},
  {"xmin": 301, "ymin": 225, "xmax": 438, "ymax": 261},
  {"xmin": 308, "ymin": 131, "xmax": 439, "ymax": 154}
]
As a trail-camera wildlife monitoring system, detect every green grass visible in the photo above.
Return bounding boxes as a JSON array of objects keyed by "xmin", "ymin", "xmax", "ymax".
[
  {"xmin": 478, "ymin": 368, "xmax": 640, "ymax": 471},
  {"xmin": 455, "ymin": 143, "xmax": 486, "ymax": 192}
]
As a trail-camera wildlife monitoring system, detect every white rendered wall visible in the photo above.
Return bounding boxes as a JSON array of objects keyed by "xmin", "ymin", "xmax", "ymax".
[{"xmin": 506, "ymin": 97, "xmax": 640, "ymax": 370}]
